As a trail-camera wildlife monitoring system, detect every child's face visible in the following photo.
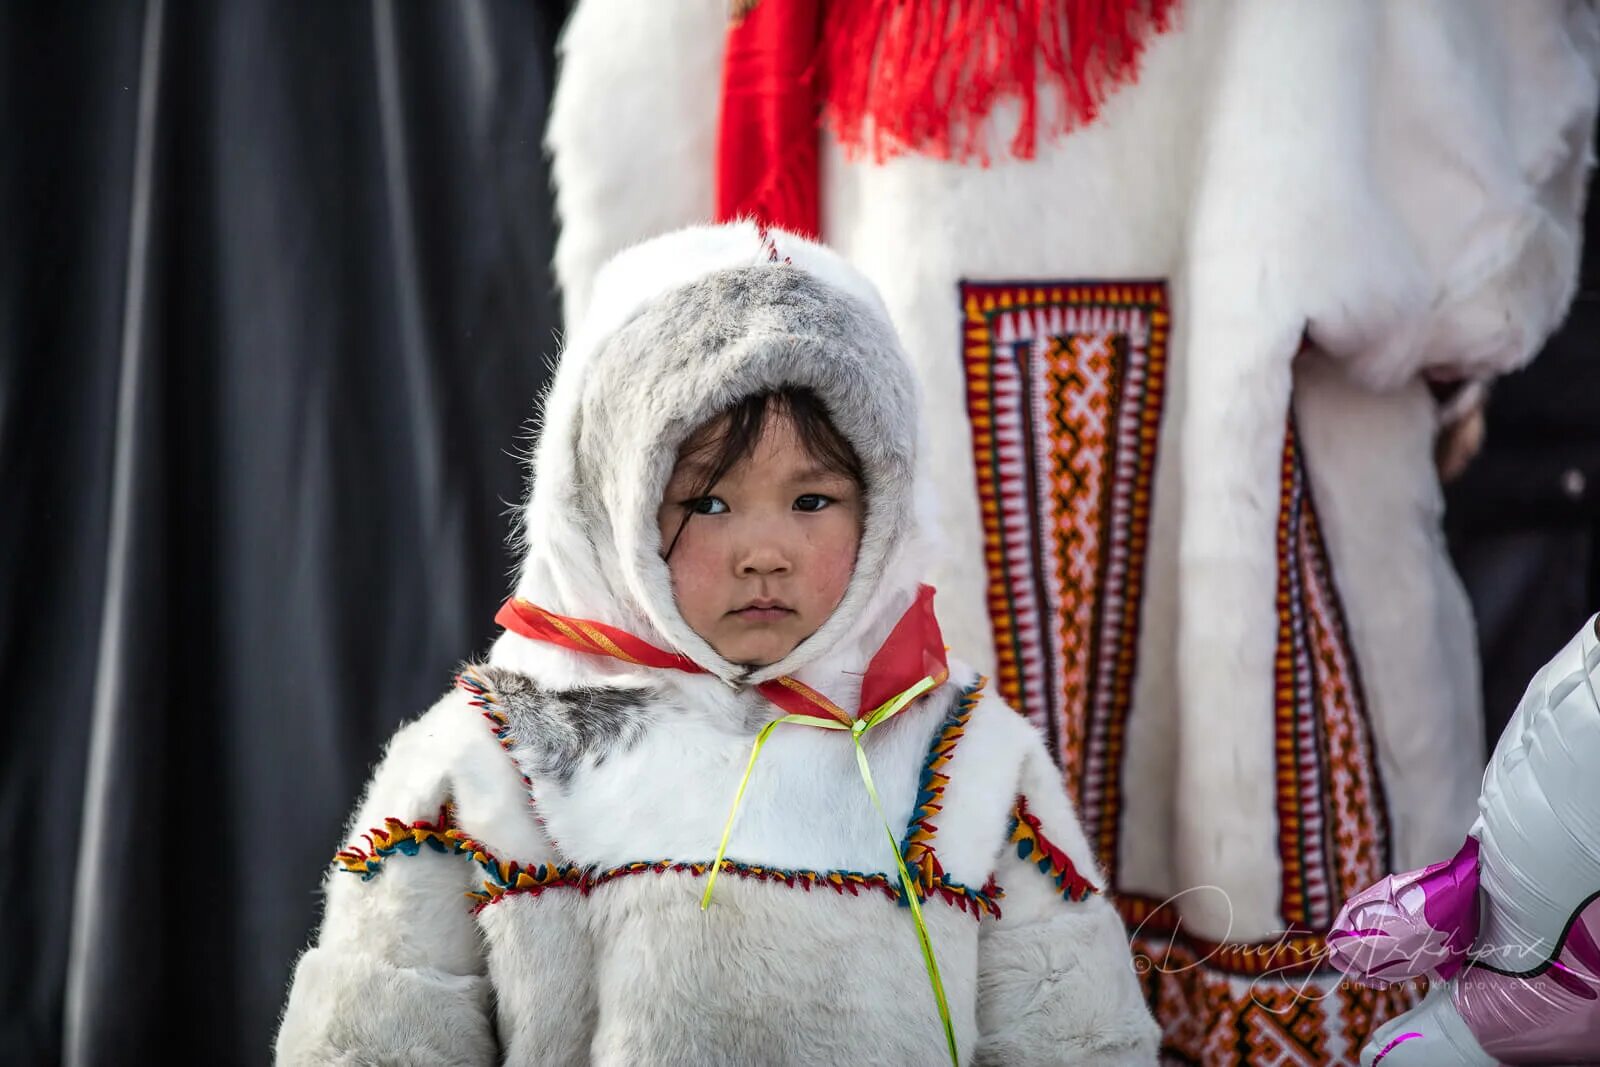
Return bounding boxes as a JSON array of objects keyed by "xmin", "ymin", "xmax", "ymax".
[{"xmin": 657, "ymin": 411, "xmax": 863, "ymax": 667}]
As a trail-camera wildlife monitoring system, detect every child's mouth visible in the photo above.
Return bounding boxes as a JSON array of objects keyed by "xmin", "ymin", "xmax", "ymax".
[{"xmin": 731, "ymin": 602, "xmax": 795, "ymax": 623}]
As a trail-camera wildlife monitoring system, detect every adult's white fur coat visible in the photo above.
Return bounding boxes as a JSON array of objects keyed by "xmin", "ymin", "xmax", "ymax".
[
  {"xmin": 275, "ymin": 225, "xmax": 1160, "ymax": 1065},
  {"xmin": 547, "ymin": 3, "xmax": 1599, "ymax": 1062}
]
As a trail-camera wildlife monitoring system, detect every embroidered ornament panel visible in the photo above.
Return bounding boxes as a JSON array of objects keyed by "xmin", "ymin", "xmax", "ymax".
[
  {"xmin": 961, "ymin": 282, "xmax": 1403, "ymax": 1060},
  {"xmin": 960, "ymin": 279, "xmax": 1168, "ymax": 882},
  {"xmin": 1272, "ymin": 424, "xmax": 1392, "ymax": 931},
  {"xmin": 1129, "ymin": 923, "xmax": 1427, "ymax": 1066},
  {"xmin": 1108, "ymin": 425, "xmax": 1398, "ymax": 1064}
]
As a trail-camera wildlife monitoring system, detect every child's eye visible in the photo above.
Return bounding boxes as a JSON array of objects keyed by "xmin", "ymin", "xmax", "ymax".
[
  {"xmin": 686, "ymin": 496, "xmax": 728, "ymax": 515},
  {"xmin": 794, "ymin": 494, "xmax": 833, "ymax": 513}
]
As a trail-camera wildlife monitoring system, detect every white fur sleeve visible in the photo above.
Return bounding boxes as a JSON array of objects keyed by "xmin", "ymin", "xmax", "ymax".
[
  {"xmin": 547, "ymin": 0, "xmax": 727, "ymax": 327},
  {"xmin": 975, "ymin": 738, "xmax": 1160, "ymax": 1066},
  {"xmin": 1187, "ymin": 2, "xmax": 1596, "ymax": 395},
  {"xmin": 275, "ymin": 692, "xmax": 497, "ymax": 1066},
  {"xmin": 1360, "ymin": 0, "xmax": 1599, "ymax": 385}
]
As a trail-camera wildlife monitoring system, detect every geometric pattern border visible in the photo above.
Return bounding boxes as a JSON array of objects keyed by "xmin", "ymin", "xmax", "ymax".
[
  {"xmin": 961, "ymin": 280, "xmax": 1399, "ymax": 1062},
  {"xmin": 1130, "ymin": 923, "xmax": 1427, "ymax": 1066},
  {"xmin": 1273, "ymin": 421, "xmax": 1393, "ymax": 931},
  {"xmin": 960, "ymin": 279, "xmax": 1169, "ymax": 884}
]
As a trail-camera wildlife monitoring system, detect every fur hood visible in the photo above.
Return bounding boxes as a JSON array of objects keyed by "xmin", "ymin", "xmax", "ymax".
[{"xmin": 490, "ymin": 223, "xmax": 937, "ymax": 690}]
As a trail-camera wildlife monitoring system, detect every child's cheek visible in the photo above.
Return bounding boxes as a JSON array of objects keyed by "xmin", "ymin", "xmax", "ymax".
[
  {"xmin": 666, "ymin": 535, "xmax": 724, "ymax": 624},
  {"xmin": 808, "ymin": 516, "xmax": 861, "ymax": 611}
]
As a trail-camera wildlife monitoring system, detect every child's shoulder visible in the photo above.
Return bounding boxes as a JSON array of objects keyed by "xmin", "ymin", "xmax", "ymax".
[
  {"xmin": 928, "ymin": 662, "xmax": 1108, "ymax": 895},
  {"xmin": 333, "ymin": 664, "xmax": 560, "ymax": 872},
  {"xmin": 370, "ymin": 668, "xmax": 510, "ymax": 775},
  {"xmin": 345, "ymin": 667, "xmax": 539, "ymax": 827},
  {"xmin": 912, "ymin": 664, "xmax": 1056, "ymax": 832},
  {"xmin": 894, "ymin": 663, "xmax": 1068, "ymax": 887},
  {"xmin": 935, "ymin": 662, "xmax": 1053, "ymax": 782}
]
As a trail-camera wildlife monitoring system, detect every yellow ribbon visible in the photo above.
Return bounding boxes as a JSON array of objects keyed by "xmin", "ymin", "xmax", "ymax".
[{"xmin": 700, "ymin": 675, "xmax": 958, "ymax": 1067}]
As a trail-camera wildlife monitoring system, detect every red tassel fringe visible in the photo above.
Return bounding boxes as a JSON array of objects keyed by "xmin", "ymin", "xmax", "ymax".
[{"xmin": 819, "ymin": 0, "xmax": 1180, "ymax": 164}]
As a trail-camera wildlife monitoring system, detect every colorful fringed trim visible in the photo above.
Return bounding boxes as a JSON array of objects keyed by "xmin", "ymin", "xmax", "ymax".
[
  {"xmin": 466, "ymin": 851, "xmax": 584, "ymax": 906},
  {"xmin": 476, "ymin": 855, "xmax": 1002, "ymax": 919},
  {"xmin": 902, "ymin": 678, "xmax": 986, "ymax": 893},
  {"xmin": 1008, "ymin": 795, "xmax": 1099, "ymax": 903},
  {"xmin": 457, "ymin": 666, "xmax": 521, "ymax": 775},
  {"xmin": 335, "ymin": 806, "xmax": 476, "ymax": 880},
  {"xmin": 925, "ymin": 872, "xmax": 1006, "ymax": 919},
  {"xmin": 332, "ymin": 806, "xmax": 580, "ymax": 903},
  {"xmin": 336, "ymin": 816, "xmax": 1004, "ymax": 918},
  {"xmin": 601, "ymin": 859, "xmax": 901, "ymax": 904}
]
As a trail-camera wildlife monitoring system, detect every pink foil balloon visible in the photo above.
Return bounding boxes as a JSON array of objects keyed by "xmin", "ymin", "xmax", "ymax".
[{"xmin": 1329, "ymin": 837, "xmax": 1480, "ymax": 984}]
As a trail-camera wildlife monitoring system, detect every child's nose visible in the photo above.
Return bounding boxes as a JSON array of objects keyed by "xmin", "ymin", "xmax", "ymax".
[{"xmin": 737, "ymin": 542, "xmax": 792, "ymax": 576}]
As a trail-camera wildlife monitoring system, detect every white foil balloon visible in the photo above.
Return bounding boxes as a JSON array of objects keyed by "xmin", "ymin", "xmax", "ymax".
[{"xmin": 1331, "ymin": 614, "xmax": 1600, "ymax": 1066}]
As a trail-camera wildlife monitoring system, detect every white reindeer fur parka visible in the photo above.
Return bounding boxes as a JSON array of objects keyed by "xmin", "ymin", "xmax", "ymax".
[{"xmin": 275, "ymin": 223, "xmax": 1160, "ymax": 1066}]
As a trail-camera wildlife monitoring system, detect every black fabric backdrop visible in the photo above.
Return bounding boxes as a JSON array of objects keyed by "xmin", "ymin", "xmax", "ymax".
[
  {"xmin": 2, "ymin": 2, "xmax": 567, "ymax": 1062},
  {"xmin": 3, "ymin": 4, "xmax": 1596, "ymax": 1063}
]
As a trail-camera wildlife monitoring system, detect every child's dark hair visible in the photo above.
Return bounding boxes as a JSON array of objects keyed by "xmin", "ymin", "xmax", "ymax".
[{"xmin": 663, "ymin": 387, "xmax": 864, "ymax": 558}]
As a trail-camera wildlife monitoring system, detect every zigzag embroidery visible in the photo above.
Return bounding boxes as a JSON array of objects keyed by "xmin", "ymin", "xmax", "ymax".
[
  {"xmin": 335, "ymin": 805, "xmax": 468, "ymax": 879},
  {"xmin": 333, "ymin": 808, "xmax": 1003, "ymax": 918},
  {"xmin": 456, "ymin": 666, "xmax": 524, "ymax": 783},
  {"xmin": 901, "ymin": 678, "xmax": 986, "ymax": 894},
  {"xmin": 1008, "ymin": 795, "xmax": 1099, "ymax": 903},
  {"xmin": 475, "ymin": 852, "xmax": 1004, "ymax": 917}
]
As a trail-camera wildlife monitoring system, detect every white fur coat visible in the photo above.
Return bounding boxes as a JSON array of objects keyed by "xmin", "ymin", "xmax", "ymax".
[{"xmin": 275, "ymin": 226, "xmax": 1159, "ymax": 1065}]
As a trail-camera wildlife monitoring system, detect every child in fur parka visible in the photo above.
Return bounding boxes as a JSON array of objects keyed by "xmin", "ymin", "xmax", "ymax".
[{"xmin": 276, "ymin": 223, "xmax": 1160, "ymax": 1065}]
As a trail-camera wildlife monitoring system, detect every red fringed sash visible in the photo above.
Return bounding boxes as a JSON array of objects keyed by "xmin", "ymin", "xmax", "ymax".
[
  {"xmin": 495, "ymin": 584, "xmax": 949, "ymax": 725},
  {"xmin": 715, "ymin": 0, "xmax": 1178, "ymax": 235}
]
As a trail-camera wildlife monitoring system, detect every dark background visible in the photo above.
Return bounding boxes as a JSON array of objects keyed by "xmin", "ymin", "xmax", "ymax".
[
  {"xmin": 2, "ymin": 2, "xmax": 567, "ymax": 1062},
  {"xmin": 2, "ymin": 4, "xmax": 1594, "ymax": 1064}
]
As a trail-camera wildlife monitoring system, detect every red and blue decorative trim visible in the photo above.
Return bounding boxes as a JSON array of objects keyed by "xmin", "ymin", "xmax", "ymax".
[
  {"xmin": 335, "ymin": 806, "xmax": 472, "ymax": 879},
  {"xmin": 470, "ymin": 853, "xmax": 1002, "ymax": 918},
  {"xmin": 335, "ymin": 810, "xmax": 1003, "ymax": 918},
  {"xmin": 901, "ymin": 677, "xmax": 986, "ymax": 892},
  {"xmin": 1007, "ymin": 795, "xmax": 1099, "ymax": 903},
  {"xmin": 456, "ymin": 667, "xmax": 524, "ymax": 781}
]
